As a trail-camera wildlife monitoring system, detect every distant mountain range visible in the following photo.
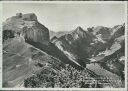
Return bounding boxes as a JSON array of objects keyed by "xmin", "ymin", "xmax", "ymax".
[{"xmin": 2, "ymin": 13, "xmax": 125, "ymax": 88}]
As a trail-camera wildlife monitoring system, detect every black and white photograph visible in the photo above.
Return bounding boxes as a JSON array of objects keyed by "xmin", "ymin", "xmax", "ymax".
[{"xmin": 1, "ymin": 1, "xmax": 127, "ymax": 89}]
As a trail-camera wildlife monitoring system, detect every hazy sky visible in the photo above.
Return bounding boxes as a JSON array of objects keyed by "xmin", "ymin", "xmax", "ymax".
[{"xmin": 2, "ymin": 2, "xmax": 125, "ymax": 32}]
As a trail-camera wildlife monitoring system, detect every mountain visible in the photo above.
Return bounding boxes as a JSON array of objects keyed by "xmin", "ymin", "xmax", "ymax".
[
  {"xmin": 3, "ymin": 13, "xmax": 125, "ymax": 88},
  {"xmin": 87, "ymin": 26, "xmax": 112, "ymax": 44},
  {"xmin": 87, "ymin": 24, "xmax": 125, "ymax": 80},
  {"xmin": 91, "ymin": 26, "xmax": 111, "ymax": 41},
  {"xmin": 98, "ymin": 24, "xmax": 125, "ymax": 79},
  {"xmin": 53, "ymin": 26, "xmax": 97, "ymax": 67},
  {"xmin": 53, "ymin": 24, "xmax": 125, "ymax": 78},
  {"xmin": 49, "ymin": 30, "xmax": 70, "ymax": 39},
  {"xmin": 3, "ymin": 13, "xmax": 87, "ymax": 87},
  {"xmin": 2, "ymin": 13, "xmax": 64, "ymax": 87},
  {"xmin": 3, "ymin": 13, "xmax": 82, "ymax": 68},
  {"xmin": 3, "ymin": 13, "xmax": 49, "ymax": 45},
  {"xmin": 107, "ymin": 24, "xmax": 125, "ymax": 48}
]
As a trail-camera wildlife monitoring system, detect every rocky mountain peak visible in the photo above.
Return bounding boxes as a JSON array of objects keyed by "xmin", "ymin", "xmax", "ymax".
[
  {"xmin": 70, "ymin": 26, "xmax": 88, "ymax": 40},
  {"xmin": 3, "ymin": 13, "xmax": 50, "ymax": 45},
  {"xmin": 21, "ymin": 13, "xmax": 37, "ymax": 21},
  {"xmin": 15, "ymin": 13, "xmax": 37, "ymax": 21},
  {"xmin": 73, "ymin": 26, "xmax": 85, "ymax": 34},
  {"xmin": 76, "ymin": 26, "xmax": 83, "ymax": 30}
]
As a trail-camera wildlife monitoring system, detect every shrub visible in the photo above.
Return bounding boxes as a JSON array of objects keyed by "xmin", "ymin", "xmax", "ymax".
[{"xmin": 24, "ymin": 64, "xmax": 103, "ymax": 88}]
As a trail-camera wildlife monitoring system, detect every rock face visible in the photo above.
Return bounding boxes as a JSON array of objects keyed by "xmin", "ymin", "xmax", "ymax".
[{"xmin": 3, "ymin": 13, "xmax": 49, "ymax": 44}]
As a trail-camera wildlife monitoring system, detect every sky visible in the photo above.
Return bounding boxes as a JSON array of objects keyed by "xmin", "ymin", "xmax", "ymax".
[{"xmin": 2, "ymin": 2, "xmax": 125, "ymax": 32}]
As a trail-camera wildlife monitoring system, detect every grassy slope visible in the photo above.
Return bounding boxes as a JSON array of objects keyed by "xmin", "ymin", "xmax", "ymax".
[{"xmin": 3, "ymin": 37, "xmax": 63, "ymax": 87}]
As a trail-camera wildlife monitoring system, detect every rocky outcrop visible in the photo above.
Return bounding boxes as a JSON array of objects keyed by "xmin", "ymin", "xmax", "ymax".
[{"xmin": 3, "ymin": 13, "xmax": 49, "ymax": 45}]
